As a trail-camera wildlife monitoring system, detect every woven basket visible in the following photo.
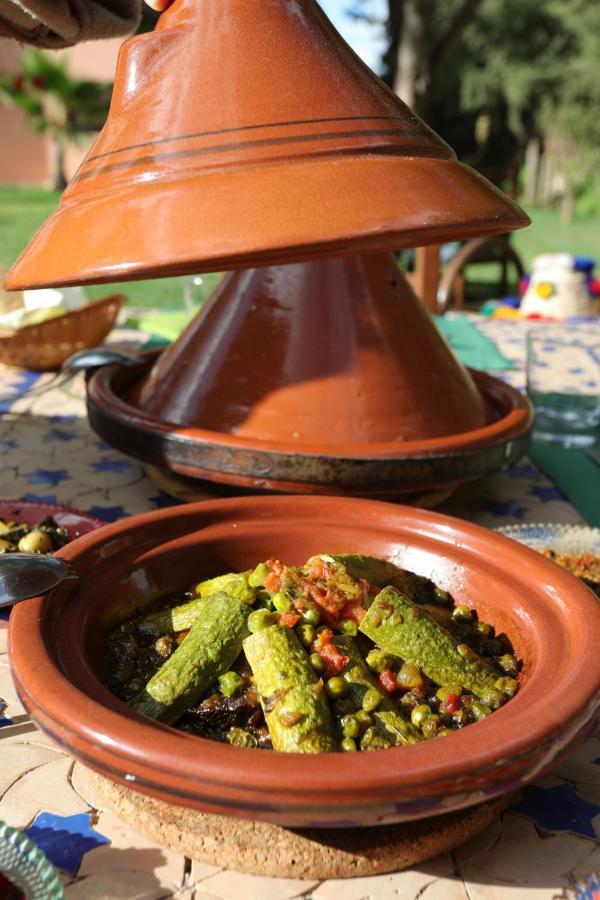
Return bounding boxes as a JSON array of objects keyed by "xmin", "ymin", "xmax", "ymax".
[{"xmin": 0, "ymin": 294, "xmax": 125, "ymax": 371}]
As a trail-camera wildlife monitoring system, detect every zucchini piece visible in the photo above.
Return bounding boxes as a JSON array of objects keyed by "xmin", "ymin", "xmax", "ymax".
[
  {"xmin": 139, "ymin": 570, "xmax": 255, "ymax": 636},
  {"xmin": 132, "ymin": 592, "xmax": 250, "ymax": 723},
  {"xmin": 194, "ymin": 570, "xmax": 256, "ymax": 604},
  {"xmin": 332, "ymin": 636, "xmax": 423, "ymax": 746},
  {"xmin": 359, "ymin": 587, "xmax": 498, "ymax": 700},
  {"xmin": 138, "ymin": 597, "xmax": 204, "ymax": 637},
  {"xmin": 244, "ymin": 625, "xmax": 338, "ymax": 753},
  {"xmin": 332, "ymin": 554, "xmax": 432, "ymax": 601}
]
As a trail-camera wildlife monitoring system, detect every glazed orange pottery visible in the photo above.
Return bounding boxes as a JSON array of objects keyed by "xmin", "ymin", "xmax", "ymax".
[
  {"xmin": 9, "ymin": 496, "xmax": 600, "ymax": 826},
  {"xmin": 5, "ymin": 0, "xmax": 528, "ymax": 290},
  {"xmin": 87, "ymin": 255, "xmax": 532, "ymax": 495}
]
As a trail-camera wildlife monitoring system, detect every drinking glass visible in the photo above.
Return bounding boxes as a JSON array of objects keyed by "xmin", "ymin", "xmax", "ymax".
[{"xmin": 526, "ymin": 333, "xmax": 600, "ymax": 448}]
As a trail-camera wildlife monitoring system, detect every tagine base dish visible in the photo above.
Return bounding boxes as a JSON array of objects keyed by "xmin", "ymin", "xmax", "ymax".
[
  {"xmin": 88, "ymin": 358, "xmax": 531, "ymax": 497},
  {"xmin": 72, "ymin": 764, "xmax": 514, "ymax": 880},
  {"xmin": 144, "ymin": 463, "xmax": 456, "ymax": 508}
]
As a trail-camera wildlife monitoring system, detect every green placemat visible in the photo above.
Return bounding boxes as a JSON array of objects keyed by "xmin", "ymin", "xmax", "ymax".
[
  {"xmin": 529, "ymin": 440, "xmax": 600, "ymax": 528},
  {"xmin": 434, "ymin": 316, "xmax": 513, "ymax": 370}
]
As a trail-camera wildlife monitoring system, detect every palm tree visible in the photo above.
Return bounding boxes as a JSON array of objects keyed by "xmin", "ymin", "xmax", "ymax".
[{"xmin": 0, "ymin": 50, "xmax": 112, "ymax": 190}]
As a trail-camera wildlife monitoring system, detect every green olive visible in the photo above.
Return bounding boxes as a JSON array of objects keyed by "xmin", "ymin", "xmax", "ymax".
[
  {"xmin": 18, "ymin": 530, "xmax": 52, "ymax": 554},
  {"xmin": 341, "ymin": 737, "xmax": 357, "ymax": 752},
  {"xmin": 495, "ymin": 676, "xmax": 518, "ymax": 697},
  {"xmin": 498, "ymin": 654, "xmax": 519, "ymax": 676}
]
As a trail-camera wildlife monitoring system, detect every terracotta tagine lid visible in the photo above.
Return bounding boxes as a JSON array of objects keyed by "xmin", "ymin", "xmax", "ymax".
[
  {"xmin": 130, "ymin": 253, "xmax": 487, "ymax": 444},
  {"xmin": 5, "ymin": 0, "xmax": 528, "ymax": 290}
]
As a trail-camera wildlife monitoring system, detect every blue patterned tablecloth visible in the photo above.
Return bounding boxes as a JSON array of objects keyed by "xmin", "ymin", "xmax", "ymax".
[{"xmin": 1, "ymin": 313, "xmax": 599, "ymax": 899}]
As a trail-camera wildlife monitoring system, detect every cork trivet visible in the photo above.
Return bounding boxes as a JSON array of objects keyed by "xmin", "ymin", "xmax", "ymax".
[{"xmin": 72, "ymin": 764, "xmax": 515, "ymax": 880}]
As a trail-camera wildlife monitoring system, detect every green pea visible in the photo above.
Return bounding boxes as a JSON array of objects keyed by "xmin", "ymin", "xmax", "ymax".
[
  {"xmin": 341, "ymin": 714, "xmax": 360, "ymax": 739},
  {"xmin": 302, "ymin": 607, "xmax": 321, "ymax": 626},
  {"xmin": 475, "ymin": 621, "xmax": 493, "ymax": 638},
  {"xmin": 326, "ymin": 676, "xmax": 348, "ymax": 699},
  {"xmin": 421, "ymin": 714, "xmax": 442, "ymax": 739},
  {"xmin": 219, "ymin": 670, "xmax": 245, "ymax": 697},
  {"xmin": 411, "ymin": 704, "xmax": 431, "ymax": 728},
  {"xmin": 297, "ymin": 624, "xmax": 316, "ymax": 647},
  {"xmin": 495, "ymin": 676, "xmax": 518, "ymax": 697},
  {"xmin": 248, "ymin": 562, "xmax": 270, "ymax": 588},
  {"xmin": 365, "ymin": 649, "xmax": 394, "ymax": 674},
  {"xmin": 341, "ymin": 737, "xmax": 357, "ymax": 752},
  {"xmin": 498, "ymin": 654, "xmax": 519, "ymax": 677},
  {"xmin": 272, "ymin": 591, "xmax": 293, "ymax": 612},
  {"xmin": 227, "ymin": 727, "xmax": 258, "ymax": 748},
  {"xmin": 362, "ymin": 688, "xmax": 382, "ymax": 713},
  {"xmin": 396, "ymin": 661, "xmax": 424, "ymax": 690},
  {"xmin": 248, "ymin": 609, "xmax": 275, "ymax": 633},
  {"xmin": 354, "ymin": 710, "xmax": 374, "ymax": 732},
  {"xmin": 452, "ymin": 605, "xmax": 474, "ymax": 623},
  {"xmin": 309, "ymin": 652, "xmax": 325, "ymax": 673},
  {"xmin": 360, "ymin": 727, "xmax": 391, "ymax": 751},
  {"xmin": 433, "ymin": 587, "xmax": 451, "ymax": 606},
  {"xmin": 339, "ymin": 619, "xmax": 358, "ymax": 636},
  {"xmin": 479, "ymin": 687, "xmax": 504, "ymax": 710}
]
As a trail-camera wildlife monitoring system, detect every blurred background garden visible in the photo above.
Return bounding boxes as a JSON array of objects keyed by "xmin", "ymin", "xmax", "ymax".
[{"xmin": 0, "ymin": 0, "xmax": 598, "ymax": 309}]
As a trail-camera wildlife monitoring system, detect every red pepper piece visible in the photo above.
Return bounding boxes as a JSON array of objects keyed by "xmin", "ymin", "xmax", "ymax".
[{"xmin": 378, "ymin": 669, "xmax": 399, "ymax": 694}]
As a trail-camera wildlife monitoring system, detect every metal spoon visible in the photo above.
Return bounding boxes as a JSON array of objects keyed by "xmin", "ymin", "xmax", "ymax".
[
  {"xmin": 0, "ymin": 554, "xmax": 76, "ymax": 608},
  {"xmin": 61, "ymin": 347, "xmax": 144, "ymax": 378}
]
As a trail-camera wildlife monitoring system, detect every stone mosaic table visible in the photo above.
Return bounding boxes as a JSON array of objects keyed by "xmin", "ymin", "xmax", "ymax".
[{"xmin": 1, "ymin": 314, "xmax": 599, "ymax": 899}]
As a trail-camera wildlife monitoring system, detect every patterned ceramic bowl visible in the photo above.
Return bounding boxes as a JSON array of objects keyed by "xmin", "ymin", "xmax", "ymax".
[
  {"xmin": 8, "ymin": 497, "xmax": 600, "ymax": 827},
  {"xmin": 497, "ymin": 523, "xmax": 600, "ymax": 594}
]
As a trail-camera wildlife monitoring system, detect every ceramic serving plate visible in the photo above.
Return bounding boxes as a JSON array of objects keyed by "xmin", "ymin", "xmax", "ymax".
[
  {"xmin": 0, "ymin": 501, "xmax": 104, "ymax": 540},
  {"xmin": 8, "ymin": 497, "xmax": 600, "ymax": 828},
  {"xmin": 497, "ymin": 522, "xmax": 600, "ymax": 555}
]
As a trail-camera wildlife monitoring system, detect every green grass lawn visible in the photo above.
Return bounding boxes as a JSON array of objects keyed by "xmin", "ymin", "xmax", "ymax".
[
  {"xmin": 0, "ymin": 185, "xmax": 223, "ymax": 308},
  {"xmin": 1, "ymin": 185, "xmax": 599, "ymax": 309}
]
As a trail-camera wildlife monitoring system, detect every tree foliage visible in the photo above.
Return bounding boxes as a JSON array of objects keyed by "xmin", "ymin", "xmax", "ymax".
[{"xmin": 0, "ymin": 50, "xmax": 112, "ymax": 189}]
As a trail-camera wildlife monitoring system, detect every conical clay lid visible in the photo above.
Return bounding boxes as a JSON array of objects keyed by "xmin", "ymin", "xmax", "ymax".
[
  {"xmin": 6, "ymin": 0, "xmax": 528, "ymax": 290},
  {"xmin": 128, "ymin": 254, "xmax": 488, "ymax": 446}
]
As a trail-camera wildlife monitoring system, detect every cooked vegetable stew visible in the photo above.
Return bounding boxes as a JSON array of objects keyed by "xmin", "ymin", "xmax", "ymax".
[
  {"xmin": 0, "ymin": 516, "xmax": 69, "ymax": 554},
  {"xmin": 106, "ymin": 554, "xmax": 520, "ymax": 753},
  {"xmin": 541, "ymin": 549, "xmax": 600, "ymax": 596}
]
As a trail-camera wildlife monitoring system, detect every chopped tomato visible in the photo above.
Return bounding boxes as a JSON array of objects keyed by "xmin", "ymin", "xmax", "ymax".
[
  {"xmin": 278, "ymin": 611, "xmax": 301, "ymax": 628},
  {"xmin": 344, "ymin": 600, "xmax": 366, "ymax": 624},
  {"xmin": 378, "ymin": 669, "xmax": 399, "ymax": 694},
  {"xmin": 305, "ymin": 556, "xmax": 334, "ymax": 581},
  {"xmin": 263, "ymin": 558, "xmax": 285, "ymax": 594},
  {"xmin": 320, "ymin": 642, "xmax": 349, "ymax": 678},
  {"xmin": 312, "ymin": 628, "xmax": 334, "ymax": 652}
]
